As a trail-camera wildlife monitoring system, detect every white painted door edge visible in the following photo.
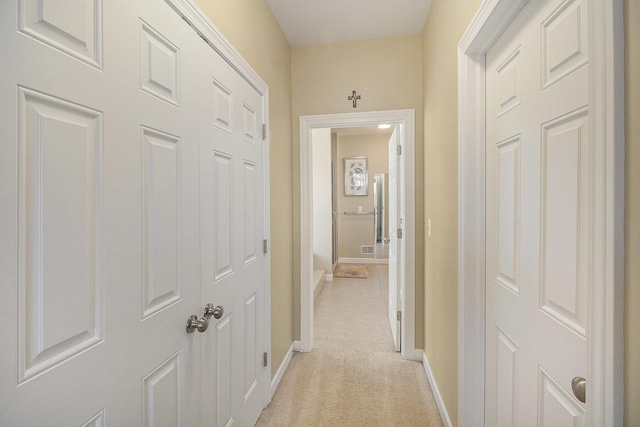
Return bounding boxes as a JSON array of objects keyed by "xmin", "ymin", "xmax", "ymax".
[
  {"xmin": 457, "ymin": 0, "xmax": 624, "ymax": 425},
  {"xmin": 300, "ymin": 109, "xmax": 417, "ymax": 361}
]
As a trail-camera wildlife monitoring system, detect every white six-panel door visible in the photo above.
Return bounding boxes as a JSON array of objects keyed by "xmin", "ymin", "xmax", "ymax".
[
  {"xmin": 0, "ymin": 0, "xmax": 267, "ymax": 425},
  {"xmin": 196, "ymin": 28, "xmax": 267, "ymax": 427},
  {"xmin": 485, "ymin": 0, "xmax": 590, "ymax": 424}
]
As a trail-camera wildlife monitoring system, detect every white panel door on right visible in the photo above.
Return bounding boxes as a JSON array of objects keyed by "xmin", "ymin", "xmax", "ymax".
[{"xmin": 485, "ymin": 0, "xmax": 590, "ymax": 425}]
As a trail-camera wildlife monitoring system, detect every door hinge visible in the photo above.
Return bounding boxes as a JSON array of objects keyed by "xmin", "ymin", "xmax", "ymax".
[
  {"xmin": 397, "ymin": 145, "xmax": 402, "ymax": 156},
  {"xmin": 397, "ymin": 228, "xmax": 403, "ymax": 239},
  {"xmin": 262, "ymin": 124, "xmax": 267, "ymax": 140},
  {"xmin": 263, "ymin": 239, "xmax": 268, "ymax": 254},
  {"xmin": 263, "ymin": 352, "xmax": 268, "ymax": 367},
  {"xmin": 397, "ymin": 311, "xmax": 402, "ymax": 321}
]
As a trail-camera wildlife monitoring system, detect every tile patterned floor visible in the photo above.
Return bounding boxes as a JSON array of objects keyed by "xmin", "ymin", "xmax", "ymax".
[{"xmin": 313, "ymin": 264, "xmax": 397, "ymax": 353}]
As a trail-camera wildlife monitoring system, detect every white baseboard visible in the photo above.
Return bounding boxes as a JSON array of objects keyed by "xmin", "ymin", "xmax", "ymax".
[
  {"xmin": 338, "ymin": 257, "xmax": 389, "ymax": 265},
  {"xmin": 271, "ymin": 342, "xmax": 295, "ymax": 399},
  {"xmin": 313, "ymin": 279, "xmax": 326, "ymax": 301},
  {"xmin": 422, "ymin": 351, "xmax": 453, "ymax": 427},
  {"xmin": 325, "ymin": 273, "xmax": 333, "ymax": 281},
  {"xmin": 293, "ymin": 340, "xmax": 302, "ymax": 352}
]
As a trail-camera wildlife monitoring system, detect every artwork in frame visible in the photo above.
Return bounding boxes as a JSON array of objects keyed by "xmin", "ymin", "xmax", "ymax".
[{"xmin": 344, "ymin": 157, "xmax": 368, "ymax": 196}]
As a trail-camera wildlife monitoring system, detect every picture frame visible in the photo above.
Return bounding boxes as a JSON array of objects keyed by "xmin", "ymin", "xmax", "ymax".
[{"xmin": 344, "ymin": 157, "xmax": 368, "ymax": 196}]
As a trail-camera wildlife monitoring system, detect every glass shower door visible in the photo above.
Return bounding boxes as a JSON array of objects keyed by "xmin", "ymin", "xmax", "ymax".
[
  {"xmin": 331, "ymin": 161, "xmax": 338, "ymax": 265},
  {"xmin": 373, "ymin": 173, "xmax": 385, "ymax": 243}
]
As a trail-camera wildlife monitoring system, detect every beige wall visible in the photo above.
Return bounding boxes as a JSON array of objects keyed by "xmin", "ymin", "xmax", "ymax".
[
  {"xmin": 624, "ymin": 0, "xmax": 639, "ymax": 424},
  {"xmin": 312, "ymin": 128, "xmax": 333, "ymax": 273},
  {"xmin": 292, "ymin": 36, "xmax": 425, "ymax": 344},
  {"xmin": 192, "ymin": 0, "xmax": 294, "ymax": 377},
  {"xmin": 337, "ymin": 134, "xmax": 389, "ymax": 259},
  {"xmin": 421, "ymin": 0, "xmax": 483, "ymax": 425}
]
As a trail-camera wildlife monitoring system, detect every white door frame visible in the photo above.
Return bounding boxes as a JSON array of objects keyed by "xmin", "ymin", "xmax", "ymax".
[
  {"xmin": 164, "ymin": 0, "xmax": 273, "ymax": 405},
  {"xmin": 457, "ymin": 0, "xmax": 624, "ymax": 425},
  {"xmin": 300, "ymin": 110, "xmax": 418, "ymax": 361}
]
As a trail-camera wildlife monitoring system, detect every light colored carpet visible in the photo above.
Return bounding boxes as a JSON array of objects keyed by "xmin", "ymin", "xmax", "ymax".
[
  {"xmin": 256, "ymin": 349, "xmax": 444, "ymax": 427},
  {"xmin": 333, "ymin": 264, "xmax": 368, "ymax": 279}
]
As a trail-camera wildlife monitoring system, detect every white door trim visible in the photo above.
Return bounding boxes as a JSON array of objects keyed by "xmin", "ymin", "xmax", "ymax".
[
  {"xmin": 457, "ymin": 0, "xmax": 624, "ymax": 425},
  {"xmin": 164, "ymin": 0, "xmax": 268, "ymax": 96},
  {"xmin": 300, "ymin": 110, "xmax": 417, "ymax": 361},
  {"xmin": 164, "ymin": 0, "xmax": 273, "ymax": 406}
]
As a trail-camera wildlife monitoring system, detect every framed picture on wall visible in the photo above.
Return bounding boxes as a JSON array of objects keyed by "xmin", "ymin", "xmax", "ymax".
[{"xmin": 344, "ymin": 157, "xmax": 368, "ymax": 196}]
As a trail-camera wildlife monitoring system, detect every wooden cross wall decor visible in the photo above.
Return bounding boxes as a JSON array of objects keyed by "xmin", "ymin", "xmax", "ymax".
[{"xmin": 348, "ymin": 90, "xmax": 361, "ymax": 108}]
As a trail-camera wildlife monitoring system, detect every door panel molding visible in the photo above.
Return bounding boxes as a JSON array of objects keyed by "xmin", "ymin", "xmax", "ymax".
[{"xmin": 457, "ymin": 0, "xmax": 624, "ymax": 425}]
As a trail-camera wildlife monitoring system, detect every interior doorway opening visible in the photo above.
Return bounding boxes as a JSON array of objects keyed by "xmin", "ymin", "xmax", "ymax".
[{"xmin": 300, "ymin": 109, "xmax": 417, "ymax": 361}]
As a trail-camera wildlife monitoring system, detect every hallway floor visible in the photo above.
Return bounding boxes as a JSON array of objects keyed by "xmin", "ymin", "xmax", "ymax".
[
  {"xmin": 314, "ymin": 264, "xmax": 395, "ymax": 352},
  {"xmin": 256, "ymin": 265, "xmax": 443, "ymax": 426}
]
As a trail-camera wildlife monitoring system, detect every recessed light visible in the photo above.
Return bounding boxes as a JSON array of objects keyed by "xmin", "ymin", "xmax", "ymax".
[{"xmin": 378, "ymin": 124, "xmax": 391, "ymax": 129}]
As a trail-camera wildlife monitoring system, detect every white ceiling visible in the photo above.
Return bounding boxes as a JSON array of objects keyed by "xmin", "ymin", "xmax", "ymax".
[{"xmin": 266, "ymin": 0, "xmax": 433, "ymax": 47}]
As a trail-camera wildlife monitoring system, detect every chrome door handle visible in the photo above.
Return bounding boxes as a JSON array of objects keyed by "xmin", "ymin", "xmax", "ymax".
[
  {"xmin": 571, "ymin": 377, "xmax": 586, "ymax": 403},
  {"xmin": 204, "ymin": 303, "xmax": 224, "ymax": 320},
  {"xmin": 186, "ymin": 315, "xmax": 208, "ymax": 333}
]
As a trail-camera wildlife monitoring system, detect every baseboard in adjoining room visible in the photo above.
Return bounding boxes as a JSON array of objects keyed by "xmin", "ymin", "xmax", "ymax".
[
  {"xmin": 422, "ymin": 351, "xmax": 453, "ymax": 427},
  {"xmin": 338, "ymin": 257, "xmax": 389, "ymax": 265},
  {"xmin": 270, "ymin": 342, "xmax": 295, "ymax": 400},
  {"xmin": 313, "ymin": 269, "xmax": 325, "ymax": 287},
  {"xmin": 313, "ymin": 269, "xmax": 326, "ymax": 301}
]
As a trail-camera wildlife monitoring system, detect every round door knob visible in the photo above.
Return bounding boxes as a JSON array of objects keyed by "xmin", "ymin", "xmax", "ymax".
[
  {"xmin": 186, "ymin": 315, "xmax": 208, "ymax": 333},
  {"xmin": 571, "ymin": 377, "xmax": 586, "ymax": 403},
  {"xmin": 204, "ymin": 304, "xmax": 224, "ymax": 320}
]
